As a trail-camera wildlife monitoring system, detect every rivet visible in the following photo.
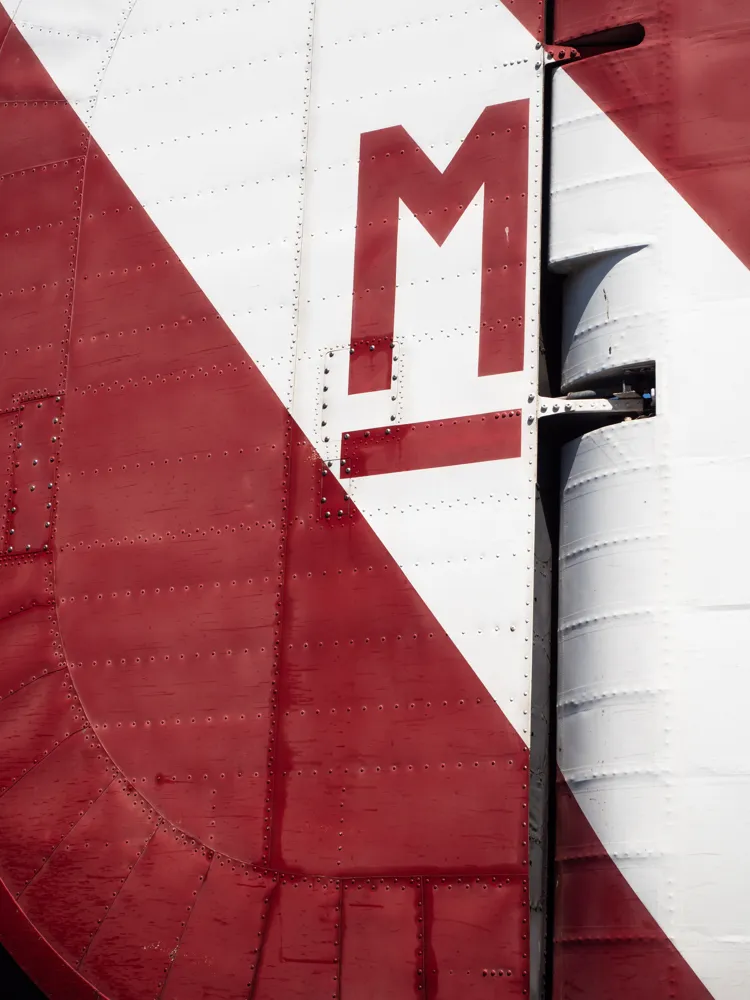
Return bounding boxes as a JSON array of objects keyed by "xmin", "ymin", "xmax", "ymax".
[
  {"xmin": 369, "ymin": 344, "xmax": 375, "ymax": 351},
  {"xmin": 325, "ymin": 511, "xmax": 331, "ymax": 519},
  {"xmin": 385, "ymin": 428, "xmax": 391, "ymax": 435},
  {"xmin": 29, "ymin": 485, "xmax": 35, "ymax": 492}
]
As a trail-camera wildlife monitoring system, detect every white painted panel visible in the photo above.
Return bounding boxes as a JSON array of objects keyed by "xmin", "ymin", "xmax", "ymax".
[
  {"xmin": 293, "ymin": 0, "xmax": 543, "ymax": 736},
  {"xmin": 13, "ymin": 0, "xmax": 544, "ymax": 747},
  {"xmin": 553, "ymin": 64, "xmax": 750, "ymax": 1000}
]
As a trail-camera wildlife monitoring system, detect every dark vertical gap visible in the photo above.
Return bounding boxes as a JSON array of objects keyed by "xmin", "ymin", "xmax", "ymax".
[
  {"xmin": 535, "ymin": 423, "xmax": 561, "ymax": 1000},
  {"xmin": 544, "ymin": 0, "xmax": 556, "ymax": 45},
  {"xmin": 536, "ymin": 0, "xmax": 563, "ymax": 987}
]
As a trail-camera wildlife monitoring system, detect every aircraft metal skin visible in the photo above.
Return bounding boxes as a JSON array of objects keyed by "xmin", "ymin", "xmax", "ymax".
[{"xmin": 0, "ymin": 1, "xmax": 746, "ymax": 999}]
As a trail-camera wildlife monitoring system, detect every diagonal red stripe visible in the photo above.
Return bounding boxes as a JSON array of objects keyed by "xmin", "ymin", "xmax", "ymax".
[
  {"xmin": 0, "ymin": 11, "xmax": 529, "ymax": 997},
  {"xmin": 557, "ymin": 0, "xmax": 750, "ymax": 273}
]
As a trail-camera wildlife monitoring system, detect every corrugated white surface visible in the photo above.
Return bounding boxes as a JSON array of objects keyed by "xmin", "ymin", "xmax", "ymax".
[{"xmin": 553, "ymin": 66, "xmax": 750, "ymax": 999}]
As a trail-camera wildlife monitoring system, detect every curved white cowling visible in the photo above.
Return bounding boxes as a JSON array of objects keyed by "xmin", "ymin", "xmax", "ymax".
[{"xmin": 552, "ymin": 65, "xmax": 750, "ymax": 1000}]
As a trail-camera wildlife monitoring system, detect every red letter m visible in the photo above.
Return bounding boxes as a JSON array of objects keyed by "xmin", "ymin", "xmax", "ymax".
[{"xmin": 349, "ymin": 100, "xmax": 529, "ymax": 395}]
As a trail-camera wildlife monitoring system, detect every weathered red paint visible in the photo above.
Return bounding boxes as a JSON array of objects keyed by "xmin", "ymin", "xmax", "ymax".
[
  {"xmin": 349, "ymin": 102, "xmax": 529, "ymax": 393},
  {"xmin": 340, "ymin": 410, "xmax": 522, "ymax": 478},
  {"xmin": 0, "ymin": 15, "xmax": 529, "ymax": 997}
]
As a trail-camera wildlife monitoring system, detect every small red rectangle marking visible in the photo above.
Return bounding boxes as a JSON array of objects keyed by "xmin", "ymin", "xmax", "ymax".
[{"xmin": 340, "ymin": 410, "xmax": 522, "ymax": 477}]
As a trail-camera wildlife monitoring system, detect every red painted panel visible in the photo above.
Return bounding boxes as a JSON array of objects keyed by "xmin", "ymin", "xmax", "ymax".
[
  {"xmin": 0, "ymin": 101, "xmax": 84, "ymax": 179},
  {"xmin": 273, "ymin": 422, "xmax": 527, "ymax": 875},
  {"xmin": 0, "ymin": 11, "xmax": 534, "ymax": 998},
  {"xmin": 253, "ymin": 878, "xmax": 340, "ymax": 1000},
  {"xmin": 550, "ymin": 0, "xmax": 750, "ymax": 274},
  {"xmin": 426, "ymin": 877, "xmax": 528, "ymax": 998},
  {"xmin": 554, "ymin": 781, "xmax": 712, "ymax": 999},
  {"xmin": 349, "ymin": 101, "xmax": 529, "ymax": 392},
  {"xmin": 9, "ymin": 395, "xmax": 61, "ymax": 553},
  {"xmin": 0, "ymin": 146, "xmax": 83, "ymax": 409},
  {"xmin": 553, "ymin": 0, "xmax": 651, "ymax": 41},
  {"xmin": 162, "ymin": 862, "xmax": 273, "ymax": 1000},
  {"xmin": 0, "ymin": 605, "xmax": 58, "ymax": 700},
  {"xmin": 0, "ymin": 727, "xmax": 109, "ymax": 895},
  {"xmin": 0, "ymin": 22, "xmax": 66, "ymax": 102},
  {"xmin": 340, "ymin": 879, "xmax": 422, "ymax": 999},
  {"xmin": 0, "ymin": 882, "xmax": 104, "ymax": 1000},
  {"xmin": 0, "ymin": 554, "xmax": 54, "ymax": 717},
  {"xmin": 0, "ymin": 553, "xmax": 51, "ymax": 621},
  {"xmin": 79, "ymin": 824, "xmax": 211, "ymax": 1000},
  {"xmin": 21, "ymin": 779, "xmax": 157, "ymax": 966},
  {"xmin": 0, "ymin": 412, "xmax": 15, "ymax": 543},
  {"xmin": 0, "ymin": 670, "xmax": 83, "ymax": 790},
  {"xmin": 71, "ymin": 147, "xmax": 234, "ymax": 383},
  {"xmin": 340, "ymin": 410, "xmax": 522, "ymax": 477}
]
